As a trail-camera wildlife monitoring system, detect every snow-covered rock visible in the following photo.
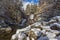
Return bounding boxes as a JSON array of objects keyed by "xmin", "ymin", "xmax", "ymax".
[
  {"xmin": 26, "ymin": 37, "xmax": 30, "ymax": 40},
  {"xmin": 42, "ymin": 26, "xmax": 50, "ymax": 29},
  {"xmin": 52, "ymin": 16, "xmax": 60, "ymax": 22},
  {"xmin": 11, "ymin": 34, "xmax": 18, "ymax": 40},
  {"xmin": 29, "ymin": 14, "xmax": 34, "ymax": 20},
  {"xmin": 11, "ymin": 32, "xmax": 27, "ymax": 40},
  {"xmin": 49, "ymin": 19, "xmax": 56, "ymax": 23},
  {"xmin": 50, "ymin": 23, "xmax": 60, "ymax": 30},
  {"xmin": 46, "ymin": 32, "xmax": 56, "ymax": 38},
  {"xmin": 50, "ymin": 23, "xmax": 60, "ymax": 28},
  {"xmin": 18, "ymin": 32, "xmax": 26, "ymax": 40},
  {"xmin": 49, "ymin": 38, "xmax": 58, "ymax": 40},
  {"xmin": 16, "ymin": 25, "xmax": 31, "ymax": 34},
  {"xmin": 11, "ymin": 16, "xmax": 60, "ymax": 40},
  {"xmin": 32, "ymin": 22, "xmax": 42, "ymax": 27},
  {"xmin": 50, "ymin": 30, "xmax": 60, "ymax": 34},
  {"xmin": 31, "ymin": 28, "xmax": 41, "ymax": 36}
]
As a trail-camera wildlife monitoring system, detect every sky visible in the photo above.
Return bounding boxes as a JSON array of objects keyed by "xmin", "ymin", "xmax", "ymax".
[
  {"xmin": 22, "ymin": 0, "xmax": 39, "ymax": 10},
  {"xmin": 23, "ymin": 0, "xmax": 39, "ymax": 4}
]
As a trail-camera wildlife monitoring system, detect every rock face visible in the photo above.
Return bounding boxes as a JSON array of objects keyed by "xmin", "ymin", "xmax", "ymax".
[{"xmin": 11, "ymin": 17, "xmax": 60, "ymax": 40}]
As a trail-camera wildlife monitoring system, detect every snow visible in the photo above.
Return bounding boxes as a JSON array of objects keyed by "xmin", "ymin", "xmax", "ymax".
[
  {"xmin": 18, "ymin": 32, "xmax": 26, "ymax": 40},
  {"xmin": 29, "ymin": 14, "xmax": 34, "ymax": 20},
  {"xmin": 49, "ymin": 19, "xmax": 56, "ymax": 23},
  {"xmin": 33, "ymin": 22, "xmax": 41, "ymax": 26},
  {"xmin": 22, "ymin": 2, "xmax": 31, "ymax": 10},
  {"xmin": 32, "ymin": 38, "xmax": 35, "ymax": 40},
  {"xmin": 11, "ymin": 34, "xmax": 18, "ymax": 40},
  {"xmin": 11, "ymin": 16, "xmax": 60, "ymax": 40},
  {"xmin": 50, "ymin": 23, "xmax": 60, "ymax": 28},
  {"xmin": 53, "ymin": 16, "xmax": 60, "ymax": 19},
  {"xmin": 16, "ymin": 25, "xmax": 31, "ymax": 34},
  {"xmin": 31, "ymin": 28, "xmax": 41, "ymax": 36},
  {"xmin": 49, "ymin": 38, "xmax": 58, "ymax": 40},
  {"xmin": 42, "ymin": 26, "xmax": 50, "ymax": 29},
  {"xmin": 46, "ymin": 32, "xmax": 56, "ymax": 38},
  {"xmin": 26, "ymin": 37, "xmax": 30, "ymax": 40},
  {"xmin": 50, "ymin": 30, "xmax": 60, "ymax": 34}
]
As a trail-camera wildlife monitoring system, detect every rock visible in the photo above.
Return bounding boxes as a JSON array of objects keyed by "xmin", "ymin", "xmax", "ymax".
[
  {"xmin": 11, "ymin": 34, "xmax": 18, "ymax": 40},
  {"xmin": 52, "ymin": 16, "xmax": 60, "ymax": 22},
  {"xmin": 11, "ymin": 31, "xmax": 27, "ymax": 40},
  {"xmin": 38, "ymin": 36, "xmax": 49, "ymax": 40},
  {"xmin": 56, "ymin": 36, "xmax": 60, "ymax": 40},
  {"xmin": 50, "ymin": 23, "xmax": 60, "ymax": 30},
  {"xmin": 50, "ymin": 30, "xmax": 60, "ymax": 34},
  {"xmin": 5, "ymin": 27, "xmax": 12, "ymax": 33},
  {"xmin": 46, "ymin": 32, "xmax": 56, "ymax": 38},
  {"xmin": 31, "ymin": 28, "xmax": 41, "ymax": 36},
  {"xmin": 49, "ymin": 38, "xmax": 58, "ymax": 40},
  {"xmin": 32, "ymin": 22, "xmax": 41, "ymax": 27},
  {"xmin": 17, "ymin": 32, "xmax": 27, "ymax": 40},
  {"xmin": 48, "ymin": 19, "xmax": 56, "ymax": 25},
  {"xmin": 28, "ymin": 30, "xmax": 37, "ymax": 40},
  {"xmin": 41, "ymin": 30, "xmax": 46, "ymax": 34},
  {"xmin": 42, "ymin": 26, "xmax": 50, "ymax": 29},
  {"xmin": 11, "ymin": 15, "xmax": 60, "ymax": 40},
  {"xmin": 49, "ymin": 19, "xmax": 56, "ymax": 23},
  {"xmin": 29, "ymin": 14, "xmax": 34, "ymax": 20},
  {"xmin": 0, "ymin": 26, "xmax": 12, "ymax": 33},
  {"xmin": 26, "ymin": 37, "xmax": 30, "ymax": 40},
  {"xmin": 19, "ymin": 18, "xmax": 27, "ymax": 27},
  {"xmin": 16, "ymin": 25, "xmax": 31, "ymax": 34}
]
